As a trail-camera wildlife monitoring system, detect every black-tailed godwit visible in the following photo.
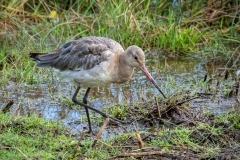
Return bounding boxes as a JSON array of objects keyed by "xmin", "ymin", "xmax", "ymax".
[{"xmin": 30, "ymin": 36, "xmax": 166, "ymax": 133}]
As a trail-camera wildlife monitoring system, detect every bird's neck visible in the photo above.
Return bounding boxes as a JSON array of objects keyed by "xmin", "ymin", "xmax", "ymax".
[{"xmin": 116, "ymin": 53, "xmax": 134, "ymax": 83}]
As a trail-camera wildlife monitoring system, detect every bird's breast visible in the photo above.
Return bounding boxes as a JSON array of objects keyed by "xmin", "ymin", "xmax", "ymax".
[{"xmin": 115, "ymin": 66, "xmax": 134, "ymax": 83}]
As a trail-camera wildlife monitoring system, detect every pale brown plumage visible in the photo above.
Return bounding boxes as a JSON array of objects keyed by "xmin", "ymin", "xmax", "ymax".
[{"xmin": 30, "ymin": 36, "xmax": 149, "ymax": 87}]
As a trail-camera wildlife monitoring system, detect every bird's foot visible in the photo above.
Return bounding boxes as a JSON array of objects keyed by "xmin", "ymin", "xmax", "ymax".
[
  {"xmin": 83, "ymin": 127, "xmax": 96, "ymax": 136},
  {"xmin": 87, "ymin": 130, "xmax": 96, "ymax": 136}
]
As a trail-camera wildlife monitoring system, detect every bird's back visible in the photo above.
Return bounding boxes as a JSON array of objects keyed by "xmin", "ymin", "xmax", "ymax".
[{"xmin": 29, "ymin": 36, "xmax": 124, "ymax": 71}]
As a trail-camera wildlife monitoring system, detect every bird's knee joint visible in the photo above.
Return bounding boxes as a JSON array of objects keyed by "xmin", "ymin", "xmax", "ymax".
[
  {"xmin": 83, "ymin": 98, "xmax": 87, "ymax": 104},
  {"xmin": 72, "ymin": 97, "xmax": 77, "ymax": 103}
]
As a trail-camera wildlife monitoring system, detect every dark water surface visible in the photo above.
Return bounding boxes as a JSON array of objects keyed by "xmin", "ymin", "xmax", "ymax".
[{"xmin": 1, "ymin": 55, "xmax": 239, "ymax": 136}]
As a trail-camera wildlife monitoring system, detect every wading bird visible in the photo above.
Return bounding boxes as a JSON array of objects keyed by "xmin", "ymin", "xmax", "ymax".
[{"xmin": 30, "ymin": 36, "xmax": 166, "ymax": 133}]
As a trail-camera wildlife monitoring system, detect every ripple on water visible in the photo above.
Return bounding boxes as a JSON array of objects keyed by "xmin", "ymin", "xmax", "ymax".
[{"xmin": 1, "ymin": 56, "xmax": 239, "ymax": 137}]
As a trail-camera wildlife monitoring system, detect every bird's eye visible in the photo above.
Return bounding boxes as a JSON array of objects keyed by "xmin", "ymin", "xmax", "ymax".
[{"xmin": 134, "ymin": 56, "xmax": 138, "ymax": 60}]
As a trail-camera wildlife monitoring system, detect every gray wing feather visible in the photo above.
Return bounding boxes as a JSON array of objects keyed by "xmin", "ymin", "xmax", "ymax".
[{"xmin": 30, "ymin": 36, "xmax": 124, "ymax": 71}]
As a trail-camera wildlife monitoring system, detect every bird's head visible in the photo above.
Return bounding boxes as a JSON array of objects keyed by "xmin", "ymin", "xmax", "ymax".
[
  {"xmin": 125, "ymin": 45, "xmax": 145, "ymax": 68},
  {"xmin": 125, "ymin": 45, "xmax": 166, "ymax": 98}
]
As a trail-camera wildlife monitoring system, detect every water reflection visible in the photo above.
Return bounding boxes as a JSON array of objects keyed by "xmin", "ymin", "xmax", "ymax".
[
  {"xmin": 0, "ymin": 55, "xmax": 238, "ymax": 133},
  {"xmin": 0, "ymin": 57, "xmax": 205, "ymax": 112}
]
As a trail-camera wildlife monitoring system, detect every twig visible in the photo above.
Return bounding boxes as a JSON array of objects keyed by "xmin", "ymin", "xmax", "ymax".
[
  {"xmin": 107, "ymin": 145, "xmax": 139, "ymax": 148},
  {"xmin": 92, "ymin": 117, "xmax": 109, "ymax": 148},
  {"xmin": 224, "ymin": 70, "xmax": 229, "ymax": 80},
  {"xmin": 14, "ymin": 147, "xmax": 29, "ymax": 159},
  {"xmin": 161, "ymin": 96, "xmax": 199, "ymax": 115},
  {"xmin": 216, "ymin": 73, "xmax": 221, "ymax": 87},
  {"xmin": 141, "ymin": 134, "xmax": 151, "ymax": 141},
  {"xmin": 155, "ymin": 97, "xmax": 161, "ymax": 118},
  {"xmin": 117, "ymin": 150, "xmax": 168, "ymax": 157},
  {"xmin": 203, "ymin": 74, "xmax": 207, "ymax": 82},
  {"xmin": 134, "ymin": 127, "xmax": 144, "ymax": 148},
  {"xmin": 172, "ymin": 96, "xmax": 199, "ymax": 108},
  {"xmin": 10, "ymin": 103, "xmax": 22, "ymax": 120},
  {"xmin": 0, "ymin": 146, "xmax": 11, "ymax": 149},
  {"xmin": 131, "ymin": 146, "xmax": 162, "ymax": 152},
  {"xmin": 1, "ymin": 100, "xmax": 14, "ymax": 113},
  {"xmin": 72, "ymin": 131, "xmax": 85, "ymax": 158},
  {"xmin": 96, "ymin": 140, "xmax": 112, "ymax": 148},
  {"xmin": 236, "ymin": 78, "xmax": 240, "ymax": 95},
  {"xmin": 26, "ymin": 100, "xmax": 31, "ymax": 117}
]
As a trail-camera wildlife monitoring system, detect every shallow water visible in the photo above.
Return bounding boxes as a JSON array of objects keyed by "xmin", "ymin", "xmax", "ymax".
[{"xmin": 0, "ymin": 55, "xmax": 239, "ymax": 136}]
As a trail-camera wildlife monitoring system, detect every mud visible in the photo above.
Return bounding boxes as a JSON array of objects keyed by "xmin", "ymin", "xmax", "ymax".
[
  {"xmin": 1, "ymin": 55, "xmax": 240, "ymax": 159},
  {"xmin": 1, "ymin": 56, "xmax": 239, "ymax": 132}
]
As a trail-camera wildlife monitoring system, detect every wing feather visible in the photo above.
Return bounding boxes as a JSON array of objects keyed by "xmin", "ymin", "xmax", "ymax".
[{"xmin": 29, "ymin": 36, "xmax": 124, "ymax": 71}]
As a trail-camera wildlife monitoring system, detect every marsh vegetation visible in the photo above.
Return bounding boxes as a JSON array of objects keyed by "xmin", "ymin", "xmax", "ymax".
[{"xmin": 0, "ymin": 0, "xmax": 240, "ymax": 159}]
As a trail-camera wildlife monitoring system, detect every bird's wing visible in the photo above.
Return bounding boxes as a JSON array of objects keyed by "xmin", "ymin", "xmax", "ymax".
[{"xmin": 30, "ymin": 37, "xmax": 124, "ymax": 71}]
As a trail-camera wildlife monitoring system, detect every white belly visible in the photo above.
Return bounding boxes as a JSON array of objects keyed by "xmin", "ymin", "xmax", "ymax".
[{"xmin": 53, "ymin": 62, "xmax": 114, "ymax": 88}]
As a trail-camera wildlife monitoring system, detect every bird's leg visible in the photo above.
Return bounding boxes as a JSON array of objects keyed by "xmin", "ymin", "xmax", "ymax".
[
  {"xmin": 83, "ymin": 87, "xmax": 92, "ymax": 134},
  {"xmin": 72, "ymin": 86, "xmax": 126, "ymax": 133}
]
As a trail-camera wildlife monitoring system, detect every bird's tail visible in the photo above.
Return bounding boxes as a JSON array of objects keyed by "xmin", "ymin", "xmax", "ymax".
[{"xmin": 29, "ymin": 51, "xmax": 59, "ymax": 67}]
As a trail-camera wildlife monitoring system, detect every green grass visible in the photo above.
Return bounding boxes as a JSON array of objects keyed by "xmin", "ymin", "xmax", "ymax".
[
  {"xmin": 0, "ymin": 0, "xmax": 239, "ymax": 85},
  {"xmin": 215, "ymin": 111, "xmax": 240, "ymax": 130},
  {"xmin": 105, "ymin": 103, "xmax": 129, "ymax": 120},
  {"xmin": 0, "ymin": 0, "xmax": 240, "ymax": 159},
  {"xmin": 0, "ymin": 103, "xmax": 239, "ymax": 159},
  {"xmin": 0, "ymin": 113, "xmax": 77, "ymax": 159}
]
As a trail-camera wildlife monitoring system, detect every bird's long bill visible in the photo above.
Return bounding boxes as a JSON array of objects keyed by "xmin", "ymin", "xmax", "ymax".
[{"xmin": 140, "ymin": 65, "xmax": 166, "ymax": 98}]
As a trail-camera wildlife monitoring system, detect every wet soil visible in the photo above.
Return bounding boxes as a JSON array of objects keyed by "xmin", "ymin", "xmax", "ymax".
[
  {"xmin": 2, "ymin": 56, "xmax": 239, "ymax": 114},
  {"xmin": 1, "ymin": 55, "xmax": 240, "ymax": 159}
]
